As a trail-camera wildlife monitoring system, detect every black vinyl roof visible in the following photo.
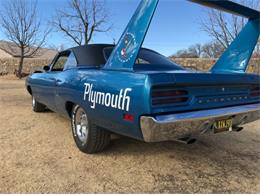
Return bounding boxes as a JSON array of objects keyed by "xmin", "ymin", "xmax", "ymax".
[
  {"xmin": 70, "ymin": 44, "xmax": 114, "ymax": 66},
  {"xmin": 66, "ymin": 44, "xmax": 183, "ymax": 71}
]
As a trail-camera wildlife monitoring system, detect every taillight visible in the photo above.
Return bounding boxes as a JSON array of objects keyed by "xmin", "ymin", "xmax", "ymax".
[
  {"xmin": 250, "ymin": 86, "xmax": 260, "ymax": 97},
  {"xmin": 151, "ymin": 87, "xmax": 189, "ymax": 106},
  {"xmin": 152, "ymin": 90, "xmax": 188, "ymax": 97},
  {"xmin": 123, "ymin": 114, "xmax": 134, "ymax": 122},
  {"xmin": 152, "ymin": 97, "xmax": 189, "ymax": 106}
]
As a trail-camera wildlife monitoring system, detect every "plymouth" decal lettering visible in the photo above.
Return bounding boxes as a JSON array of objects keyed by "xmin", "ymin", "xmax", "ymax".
[{"xmin": 84, "ymin": 83, "xmax": 132, "ymax": 111}]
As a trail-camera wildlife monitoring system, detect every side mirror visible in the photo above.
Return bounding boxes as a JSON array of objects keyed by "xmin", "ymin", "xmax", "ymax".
[{"xmin": 43, "ymin": 65, "xmax": 50, "ymax": 71}]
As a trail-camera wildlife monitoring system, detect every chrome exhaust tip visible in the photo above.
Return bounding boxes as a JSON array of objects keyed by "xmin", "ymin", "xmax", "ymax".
[
  {"xmin": 176, "ymin": 137, "xmax": 197, "ymax": 144},
  {"xmin": 233, "ymin": 126, "xmax": 244, "ymax": 132}
]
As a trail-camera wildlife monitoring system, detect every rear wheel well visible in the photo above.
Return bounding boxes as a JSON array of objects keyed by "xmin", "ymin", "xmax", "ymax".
[{"xmin": 66, "ymin": 101, "xmax": 75, "ymax": 118}]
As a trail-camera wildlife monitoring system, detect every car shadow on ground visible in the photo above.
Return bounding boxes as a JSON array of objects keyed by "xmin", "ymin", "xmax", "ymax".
[{"xmin": 102, "ymin": 131, "xmax": 259, "ymax": 164}]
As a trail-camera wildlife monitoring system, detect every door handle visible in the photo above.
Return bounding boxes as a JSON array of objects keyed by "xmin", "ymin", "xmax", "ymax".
[{"xmin": 56, "ymin": 79, "xmax": 62, "ymax": 85}]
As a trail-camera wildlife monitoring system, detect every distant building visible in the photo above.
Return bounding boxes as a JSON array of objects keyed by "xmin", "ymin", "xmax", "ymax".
[{"xmin": 0, "ymin": 41, "xmax": 57, "ymax": 59}]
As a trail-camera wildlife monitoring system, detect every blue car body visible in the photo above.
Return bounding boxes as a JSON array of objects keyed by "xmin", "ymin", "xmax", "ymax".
[{"xmin": 26, "ymin": 0, "xmax": 260, "ymax": 143}]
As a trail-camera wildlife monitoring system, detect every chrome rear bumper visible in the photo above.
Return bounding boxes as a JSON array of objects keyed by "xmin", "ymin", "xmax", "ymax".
[{"xmin": 140, "ymin": 103, "xmax": 260, "ymax": 142}]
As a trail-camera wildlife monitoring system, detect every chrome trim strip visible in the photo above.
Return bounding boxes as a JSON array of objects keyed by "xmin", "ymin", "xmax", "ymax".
[
  {"xmin": 154, "ymin": 103, "xmax": 260, "ymax": 123},
  {"xmin": 140, "ymin": 103, "xmax": 260, "ymax": 142}
]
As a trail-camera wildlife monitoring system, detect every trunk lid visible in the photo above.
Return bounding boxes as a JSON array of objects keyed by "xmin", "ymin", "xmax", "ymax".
[{"xmin": 147, "ymin": 71, "xmax": 260, "ymax": 114}]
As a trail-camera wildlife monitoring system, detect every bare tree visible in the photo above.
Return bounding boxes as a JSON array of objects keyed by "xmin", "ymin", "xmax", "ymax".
[
  {"xmin": 171, "ymin": 49, "xmax": 194, "ymax": 58},
  {"xmin": 202, "ymin": 42, "xmax": 225, "ymax": 58},
  {"xmin": 200, "ymin": 0, "xmax": 260, "ymax": 49},
  {"xmin": 171, "ymin": 42, "xmax": 224, "ymax": 59},
  {"xmin": 0, "ymin": 0, "xmax": 49, "ymax": 78},
  {"xmin": 172, "ymin": 44, "xmax": 203, "ymax": 58},
  {"xmin": 188, "ymin": 44, "xmax": 203, "ymax": 58},
  {"xmin": 53, "ymin": 0, "xmax": 112, "ymax": 46}
]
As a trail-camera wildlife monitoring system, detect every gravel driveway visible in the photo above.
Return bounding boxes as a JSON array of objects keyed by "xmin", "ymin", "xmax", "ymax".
[{"xmin": 0, "ymin": 78, "xmax": 259, "ymax": 193}]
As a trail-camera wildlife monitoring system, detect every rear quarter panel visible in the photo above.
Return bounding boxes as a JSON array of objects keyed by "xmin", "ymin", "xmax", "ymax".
[{"xmin": 59, "ymin": 68, "xmax": 150, "ymax": 140}]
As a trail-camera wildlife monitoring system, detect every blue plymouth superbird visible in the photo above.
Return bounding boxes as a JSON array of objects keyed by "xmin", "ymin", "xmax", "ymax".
[{"xmin": 26, "ymin": 0, "xmax": 260, "ymax": 153}]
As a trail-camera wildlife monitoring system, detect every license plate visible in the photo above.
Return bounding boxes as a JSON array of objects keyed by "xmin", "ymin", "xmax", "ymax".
[{"xmin": 213, "ymin": 118, "xmax": 233, "ymax": 133}]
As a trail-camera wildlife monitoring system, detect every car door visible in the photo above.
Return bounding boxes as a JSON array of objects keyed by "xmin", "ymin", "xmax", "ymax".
[
  {"xmin": 54, "ymin": 51, "xmax": 78, "ymax": 115},
  {"xmin": 37, "ymin": 52, "xmax": 70, "ymax": 111}
]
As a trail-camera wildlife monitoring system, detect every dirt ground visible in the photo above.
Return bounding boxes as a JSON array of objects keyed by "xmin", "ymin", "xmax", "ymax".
[{"xmin": 0, "ymin": 77, "xmax": 259, "ymax": 193}]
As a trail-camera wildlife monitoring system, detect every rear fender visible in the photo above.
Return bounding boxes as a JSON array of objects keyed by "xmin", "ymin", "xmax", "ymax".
[{"xmin": 69, "ymin": 70, "xmax": 151, "ymax": 140}]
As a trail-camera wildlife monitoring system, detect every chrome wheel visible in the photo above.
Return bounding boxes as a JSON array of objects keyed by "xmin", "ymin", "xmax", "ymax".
[
  {"xmin": 32, "ymin": 95, "xmax": 45, "ymax": 112},
  {"xmin": 74, "ymin": 108, "xmax": 89, "ymax": 144},
  {"xmin": 71, "ymin": 104, "xmax": 111, "ymax": 153},
  {"xmin": 32, "ymin": 96, "xmax": 36, "ymax": 108}
]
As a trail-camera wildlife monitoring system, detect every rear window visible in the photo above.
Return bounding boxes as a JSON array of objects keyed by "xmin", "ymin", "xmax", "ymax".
[{"xmin": 103, "ymin": 47, "xmax": 184, "ymax": 71}]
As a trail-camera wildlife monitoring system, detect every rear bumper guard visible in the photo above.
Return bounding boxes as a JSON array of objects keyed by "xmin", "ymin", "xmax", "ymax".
[{"xmin": 140, "ymin": 103, "xmax": 260, "ymax": 142}]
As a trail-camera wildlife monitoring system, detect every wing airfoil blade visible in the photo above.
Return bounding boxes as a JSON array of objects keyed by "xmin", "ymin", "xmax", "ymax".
[{"xmin": 190, "ymin": 0, "xmax": 260, "ymax": 19}]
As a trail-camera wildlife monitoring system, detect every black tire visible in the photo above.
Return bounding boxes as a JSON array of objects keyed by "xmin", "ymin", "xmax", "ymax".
[
  {"xmin": 71, "ymin": 105, "xmax": 110, "ymax": 154},
  {"xmin": 32, "ymin": 96, "xmax": 45, "ymax": 112}
]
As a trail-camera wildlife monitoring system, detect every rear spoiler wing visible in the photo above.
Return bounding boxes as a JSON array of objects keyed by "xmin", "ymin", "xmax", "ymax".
[
  {"xmin": 190, "ymin": 0, "xmax": 259, "ymax": 19},
  {"xmin": 104, "ymin": 0, "xmax": 260, "ymax": 73},
  {"xmin": 190, "ymin": 0, "xmax": 260, "ymax": 73}
]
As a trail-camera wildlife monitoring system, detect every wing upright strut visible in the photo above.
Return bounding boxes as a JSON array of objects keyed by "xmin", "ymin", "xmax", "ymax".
[{"xmin": 104, "ymin": 0, "xmax": 159, "ymax": 71}]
